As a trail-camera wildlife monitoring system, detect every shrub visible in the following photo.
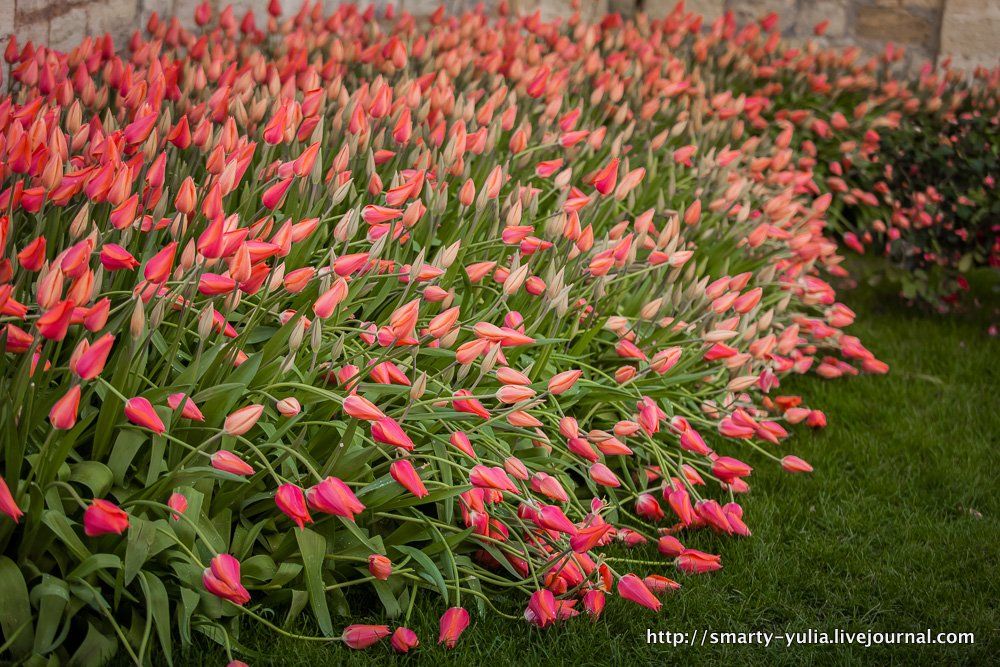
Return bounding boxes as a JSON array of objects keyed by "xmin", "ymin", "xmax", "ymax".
[
  {"xmin": 0, "ymin": 2, "xmax": 886, "ymax": 663},
  {"xmin": 838, "ymin": 69, "xmax": 999, "ymax": 306}
]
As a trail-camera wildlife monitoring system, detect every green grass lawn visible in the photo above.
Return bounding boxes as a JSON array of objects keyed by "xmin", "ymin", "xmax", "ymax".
[{"xmin": 170, "ymin": 271, "xmax": 1000, "ymax": 666}]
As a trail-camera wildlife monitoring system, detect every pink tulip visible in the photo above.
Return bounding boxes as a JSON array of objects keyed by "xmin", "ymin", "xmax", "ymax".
[
  {"xmin": 167, "ymin": 393, "xmax": 205, "ymax": 421},
  {"xmin": 73, "ymin": 334, "xmax": 115, "ymax": 380},
  {"xmin": 203, "ymin": 554, "xmax": 250, "ymax": 605},
  {"xmin": 275, "ymin": 397, "xmax": 301, "ymax": 417},
  {"xmin": 371, "ymin": 417, "xmax": 414, "ymax": 450},
  {"xmin": 391, "ymin": 627, "xmax": 419, "ymax": 653},
  {"xmin": 525, "ymin": 589, "xmax": 557, "ymax": 627},
  {"xmin": 343, "ymin": 395, "xmax": 385, "ymax": 421},
  {"xmin": 0, "ymin": 476, "xmax": 24, "ymax": 523},
  {"xmin": 50, "ymin": 385, "xmax": 82, "ymax": 430},
  {"xmin": 781, "ymin": 455, "xmax": 814, "ymax": 473},
  {"xmin": 168, "ymin": 493, "xmax": 187, "ymax": 520},
  {"xmin": 343, "ymin": 624, "xmax": 390, "ymax": 650},
  {"xmin": 617, "ymin": 573, "xmax": 661, "ymax": 611},
  {"xmin": 582, "ymin": 589, "xmax": 605, "ymax": 619},
  {"xmin": 211, "ymin": 451, "xmax": 255, "ymax": 477},
  {"xmin": 224, "ymin": 404, "xmax": 264, "ymax": 436},
  {"xmin": 124, "ymin": 397, "xmax": 166, "ymax": 434},
  {"xmin": 390, "ymin": 459, "xmax": 428, "ymax": 498},
  {"xmin": 307, "ymin": 477, "xmax": 365, "ymax": 521},
  {"xmin": 438, "ymin": 607, "xmax": 470, "ymax": 649},
  {"xmin": 657, "ymin": 535, "xmax": 685, "ymax": 558},
  {"xmin": 83, "ymin": 499, "xmax": 129, "ymax": 537},
  {"xmin": 676, "ymin": 548, "xmax": 723, "ymax": 574},
  {"xmin": 547, "ymin": 369, "xmax": 582, "ymax": 395},
  {"xmin": 275, "ymin": 483, "xmax": 312, "ymax": 529}
]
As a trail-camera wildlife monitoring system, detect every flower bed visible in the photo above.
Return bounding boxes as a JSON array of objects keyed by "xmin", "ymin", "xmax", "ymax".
[{"xmin": 0, "ymin": 2, "xmax": 890, "ymax": 662}]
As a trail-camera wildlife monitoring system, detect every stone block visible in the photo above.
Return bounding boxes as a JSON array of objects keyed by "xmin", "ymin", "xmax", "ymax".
[
  {"xmin": 88, "ymin": 0, "xmax": 138, "ymax": 42},
  {"xmin": 0, "ymin": 1, "xmax": 14, "ymax": 37},
  {"xmin": 940, "ymin": 0, "xmax": 1000, "ymax": 70},
  {"xmin": 48, "ymin": 5, "xmax": 87, "ymax": 52},
  {"xmin": 643, "ymin": 0, "xmax": 724, "ymax": 22},
  {"xmin": 855, "ymin": 6, "xmax": 934, "ymax": 45},
  {"xmin": 791, "ymin": 0, "xmax": 848, "ymax": 37}
]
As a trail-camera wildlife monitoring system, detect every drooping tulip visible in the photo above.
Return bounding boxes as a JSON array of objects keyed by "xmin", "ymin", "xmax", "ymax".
[
  {"xmin": 389, "ymin": 459, "xmax": 428, "ymax": 498},
  {"xmin": 203, "ymin": 554, "xmax": 251, "ymax": 605},
  {"xmin": 211, "ymin": 451, "xmax": 255, "ymax": 477},
  {"xmin": 83, "ymin": 499, "xmax": 129, "ymax": 537},
  {"xmin": 391, "ymin": 627, "xmax": 419, "ymax": 653},
  {"xmin": 275, "ymin": 483, "xmax": 312, "ymax": 529},
  {"xmin": 342, "ymin": 625, "xmax": 390, "ymax": 650},
  {"xmin": 307, "ymin": 477, "xmax": 365, "ymax": 521},
  {"xmin": 617, "ymin": 573, "xmax": 661, "ymax": 611},
  {"xmin": 438, "ymin": 607, "xmax": 470, "ymax": 649},
  {"xmin": 124, "ymin": 397, "xmax": 166, "ymax": 434},
  {"xmin": 0, "ymin": 476, "xmax": 24, "ymax": 523}
]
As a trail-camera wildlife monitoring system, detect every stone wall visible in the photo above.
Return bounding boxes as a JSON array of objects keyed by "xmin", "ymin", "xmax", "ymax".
[{"xmin": 0, "ymin": 0, "xmax": 997, "ymax": 71}]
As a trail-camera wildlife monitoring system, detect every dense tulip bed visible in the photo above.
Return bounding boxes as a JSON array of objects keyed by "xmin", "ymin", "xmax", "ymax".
[{"xmin": 0, "ymin": 1, "xmax": 904, "ymax": 663}]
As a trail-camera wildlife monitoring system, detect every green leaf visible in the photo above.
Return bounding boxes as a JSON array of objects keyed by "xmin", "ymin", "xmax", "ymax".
[
  {"xmin": 0, "ymin": 556, "xmax": 35, "ymax": 658},
  {"xmin": 124, "ymin": 518, "xmax": 159, "ymax": 585},
  {"xmin": 394, "ymin": 545, "xmax": 449, "ymax": 600},
  {"xmin": 371, "ymin": 579, "xmax": 401, "ymax": 618},
  {"xmin": 68, "ymin": 622, "xmax": 118, "ymax": 667},
  {"xmin": 177, "ymin": 588, "xmax": 200, "ymax": 647},
  {"xmin": 295, "ymin": 528, "xmax": 334, "ymax": 637},
  {"xmin": 69, "ymin": 462, "xmax": 114, "ymax": 497},
  {"xmin": 137, "ymin": 572, "xmax": 173, "ymax": 666},
  {"xmin": 31, "ymin": 575, "xmax": 69, "ymax": 655}
]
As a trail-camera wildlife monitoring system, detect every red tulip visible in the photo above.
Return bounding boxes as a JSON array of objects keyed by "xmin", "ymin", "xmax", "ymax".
[
  {"xmin": 367, "ymin": 554, "xmax": 392, "ymax": 580},
  {"xmin": 83, "ymin": 499, "xmax": 129, "ymax": 537},
  {"xmin": 0, "ymin": 476, "xmax": 24, "ymax": 523}
]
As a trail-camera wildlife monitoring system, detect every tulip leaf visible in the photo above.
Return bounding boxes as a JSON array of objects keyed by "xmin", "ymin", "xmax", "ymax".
[
  {"xmin": 370, "ymin": 579, "xmax": 401, "ymax": 618},
  {"xmin": 124, "ymin": 518, "xmax": 159, "ymax": 585},
  {"xmin": 69, "ymin": 462, "xmax": 114, "ymax": 497},
  {"xmin": 42, "ymin": 510, "xmax": 91, "ymax": 562},
  {"xmin": 68, "ymin": 622, "xmax": 119, "ymax": 667},
  {"xmin": 0, "ymin": 556, "xmax": 35, "ymax": 658},
  {"xmin": 177, "ymin": 588, "xmax": 200, "ymax": 646},
  {"xmin": 294, "ymin": 528, "xmax": 334, "ymax": 637},
  {"xmin": 137, "ymin": 572, "xmax": 173, "ymax": 666},
  {"xmin": 394, "ymin": 545, "xmax": 449, "ymax": 600},
  {"xmin": 68, "ymin": 554, "xmax": 121, "ymax": 581}
]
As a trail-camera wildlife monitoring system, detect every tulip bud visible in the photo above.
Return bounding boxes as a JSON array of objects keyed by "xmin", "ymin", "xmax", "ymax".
[
  {"xmin": 129, "ymin": 299, "xmax": 146, "ymax": 339},
  {"xmin": 224, "ymin": 405, "xmax": 264, "ymax": 436},
  {"xmin": 368, "ymin": 554, "xmax": 392, "ymax": 580}
]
